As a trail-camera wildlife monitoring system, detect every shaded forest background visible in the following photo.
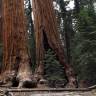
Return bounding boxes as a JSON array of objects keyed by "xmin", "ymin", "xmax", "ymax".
[{"xmin": 0, "ymin": 0, "xmax": 96, "ymax": 88}]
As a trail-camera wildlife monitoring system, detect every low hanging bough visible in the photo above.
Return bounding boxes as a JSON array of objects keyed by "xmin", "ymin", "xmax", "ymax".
[
  {"xmin": 32, "ymin": 0, "xmax": 77, "ymax": 88},
  {"xmin": 0, "ymin": 0, "xmax": 36, "ymax": 88}
]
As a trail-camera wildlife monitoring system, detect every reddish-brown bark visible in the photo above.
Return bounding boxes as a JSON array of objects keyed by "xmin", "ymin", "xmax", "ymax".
[
  {"xmin": 32, "ymin": 0, "xmax": 77, "ymax": 87},
  {"xmin": 0, "ymin": 0, "xmax": 2, "ymax": 42},
  {"xmin": 0, "ymin": 0, "xmax": 33, "ymax": 87}
]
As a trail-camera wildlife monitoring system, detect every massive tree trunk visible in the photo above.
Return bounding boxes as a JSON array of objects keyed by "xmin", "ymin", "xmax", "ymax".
[
  {"xmin": 0, "ymin": 0, "xmax": 2, "ymax": 76},
  {"xmin": 0, "ymin": 0, "xmax": 33, "ymax": 88},
  {"xmin": 0, "ymin": 0, "xmax": 2, "ymax": 42},
  {"xmin": 32, "ymin": 0, "xmax": 77, "ymax": 87}
]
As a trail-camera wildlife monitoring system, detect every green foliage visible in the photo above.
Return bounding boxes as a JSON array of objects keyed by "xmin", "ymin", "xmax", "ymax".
[
  {"xmin": 71, "ymin": 2, "xmax": 96, "ymax": 86},
  {"xmin": 44, "ymin": 49, "xmax": 67, "ymax": 87}
]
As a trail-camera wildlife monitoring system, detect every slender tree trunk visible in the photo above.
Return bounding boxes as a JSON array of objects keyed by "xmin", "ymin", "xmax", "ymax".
[
  {"xmin": 24, "ymin": 0, "xmax": 36, "ymax": 71},
  {"xmin": 32, "ymin": 0, "xmax": 77, "ymax": 87},
  {"xmin": 0, "ymin": 0, "xmax": 34, "ymax": 87},
  {"xmin": 74, "ymin": 0, "xmax": 80, "ymax": 13}
]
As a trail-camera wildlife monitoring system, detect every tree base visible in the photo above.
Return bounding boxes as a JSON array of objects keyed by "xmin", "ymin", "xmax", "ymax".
[
  {"xmin": 37, "ymin": 79, "xmax": 48, "ymax": 88},
  {"xmin": 18, "ymin": 79, "xmax": 37, "ymax": 88}
]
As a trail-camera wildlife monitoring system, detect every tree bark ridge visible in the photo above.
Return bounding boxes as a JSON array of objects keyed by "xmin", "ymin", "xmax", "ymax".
[{"xmin": 32, "ymin": 0, "xmax": 77, "ymax": 87}]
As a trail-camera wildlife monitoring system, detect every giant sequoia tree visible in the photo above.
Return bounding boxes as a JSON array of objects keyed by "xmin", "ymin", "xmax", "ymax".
[
  {"xmin": 0, "ymin": 0, "xmax": 33, "ymax": 87},
  {"xmin": 0, "ymin": 0, "xmax": 2, "ymax": 42},
  {"xmin": 32, "ymin": 0, "xmax": 77, "ymax": 87}
]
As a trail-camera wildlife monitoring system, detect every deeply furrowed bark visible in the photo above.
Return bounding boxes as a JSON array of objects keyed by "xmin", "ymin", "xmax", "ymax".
[
  {"xmin": 0, "ymin": 0, "xmax": 2, "ymax": 42},
  {"xmin": 32, "ymin": 0, "xmax": 77, "ymax": 87},
  {"xmin": 0, "ymin": 0, "xmax": 33, "ymax": 87}
]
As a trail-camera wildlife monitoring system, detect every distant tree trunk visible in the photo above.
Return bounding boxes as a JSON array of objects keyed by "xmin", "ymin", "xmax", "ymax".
[
  {"xmin": 24, "ymin": 0, "xmax": 36, "ymax": 71},
  {"xmin": 32, "ymin": 0, "xmax": 77, "ymax": 87},
  {"xmin": 74, "ymin": 0, "xmax": 80, "ymax": 14},
  {"xmin": 0, "ymin": 0, "xmax": 33, "ymax": 87},
  {"xmin": 64, "ymin": 14, "xmax": 72, "ymax": 65},
  {"xmin": 57, "ymin": 0, "xmax": 72, "ymax": 64}
]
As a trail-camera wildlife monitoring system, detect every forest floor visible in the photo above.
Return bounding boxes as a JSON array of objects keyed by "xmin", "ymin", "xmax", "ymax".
[{"xmin": 0, "ymin": 87, "xmax": 96, "ymax": 96}]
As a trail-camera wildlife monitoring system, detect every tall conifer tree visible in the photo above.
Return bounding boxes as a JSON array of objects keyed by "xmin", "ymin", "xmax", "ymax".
[
  {"xmin": 0, "ymin": 0, "xmax": 33, "ymax": 87},
  {"xmin": 32, "ymin": 0, "xmax": 77, "ymax": 87}
]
